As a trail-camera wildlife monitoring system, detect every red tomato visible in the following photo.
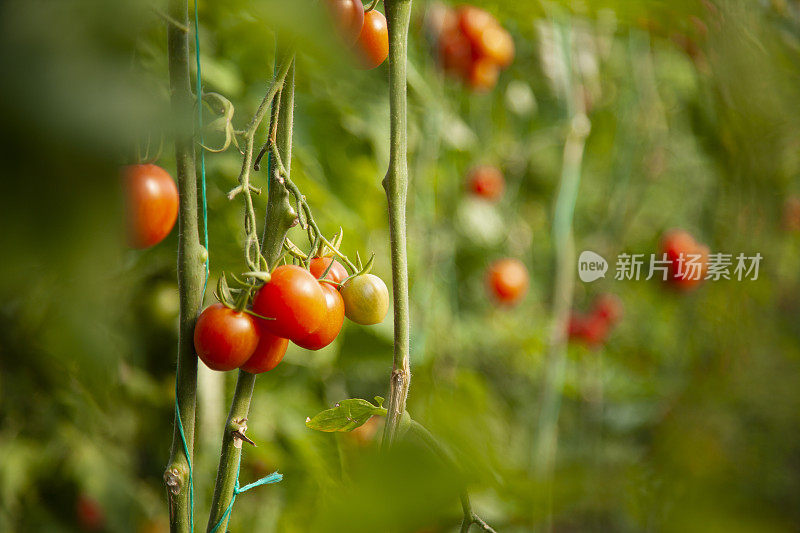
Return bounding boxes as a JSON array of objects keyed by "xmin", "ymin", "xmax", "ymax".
[
  {"xmin": 592, "ymin": 293, "xmax": 623, "ymax": 325},
  {"xmin": 567, "ymin": 312, "xmax": 608, "ymax": 347},
  {"xmin": 783, "ymin": 197, "xmax": 800, "ymax": 231},
  {"xmin": 486, "ymin": 258, "xmax": 529, "ymax": 306},
  {"xmin": 309, "ymin": 256, "xmax": 349, "ymax": 284},
  {"xmin": 439, "ymin": 27, "xmax": 473, "ymax": 77},
  {"xmin": 194, "ymin": 303, "xmax": 259, "ymax": 371},
  {"xmin": 467, "ymin": 165, "xmax": 505, "ymax": 201},
  {"xmin": 295, "ymin": 283, "xmax": 345, "ymax": 350},
  {"xmin": 123, "ymin": 164, "xmax": 179, "ymax": 249},
  {"xmin": 475, "ymin": 24, "xmax": 514, "ymax": 67},
  {"xmin": 253, "ymin": 265, "xmax": 327, "ymax": 340},
  {"xmin": 467, "ymin": 56, "xmax": 500, "ymax": 91},
  {"xmin": 241, "ymin": 325, "xmax": 289, "ymax": 374},
  {"xmin": 326, "ymin": 0, "xmax": 365, "ymax": 44},
  {"xmin": 76, "ymin": 495, "xmax": 105, "ymax": 531},
  {"xmin": 660, "ymin": 229, "xmax": 708, "ymax": 290},
  {"xmin": 581, "ymin": 314, "xmax": 609, "ymax": 346},
  {"xmin": 457, "ymin": 5, "xmax": 496, "ymax": 46},
  {"xmin": 356, "ymin": 9, "xmax": 389, "ymax": 69}
]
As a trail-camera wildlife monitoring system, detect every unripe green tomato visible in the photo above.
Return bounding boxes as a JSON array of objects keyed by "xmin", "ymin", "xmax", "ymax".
[{"xmin": 341, "ymin": 274, "xmax": 389, "ymax": 325}]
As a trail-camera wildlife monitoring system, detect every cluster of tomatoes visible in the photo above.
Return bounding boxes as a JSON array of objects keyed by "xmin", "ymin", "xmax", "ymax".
[
  {"xmin": 426, "ymin": 4, "xmax": 515, "ymax": 91},
  {"xmin": 194, "ymin": 257, "xmax": 389, "ymax": 374},
  {"xmin": 660, "ymin": 229, "xmax": 709, "ymax": 291},
  {"xmin": 326, "ymin": 0, "xmax": 389, "ymax": 69},
  {"xmin": 568, "ymin": 293, "xmax": 623, "ymax": 348},
  {"xmin": 123, "ymin": 164, "xmax": 179, "ymax": 249}
]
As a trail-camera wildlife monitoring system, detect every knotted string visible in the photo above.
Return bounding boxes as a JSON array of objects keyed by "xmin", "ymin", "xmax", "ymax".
[{"xmin": 208, "ymin": 462, "xmax": 283, "ymax": 533}]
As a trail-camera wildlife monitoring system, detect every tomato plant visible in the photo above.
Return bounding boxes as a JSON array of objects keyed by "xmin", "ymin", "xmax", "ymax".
[
  {"xmin": 123, "ymin": 164, "xmax": 179, "ymax": 249},
  {"xmin": 193, "ymin": 303, "xmax": 260, "ymax": 371},
  {"xmin": 253, "ymin": 265, "xmax": 327, "ymax": 340},
  {"xmin": 295, "ymin": 283, "xmax": 345, "ymax": 350},
  {"xmin": 467, "ymin": 165, "xmax": 505, "ymax": 201},
  {"xmin": 486, "ymin": 258, "xmax": 529, "ymax": 306},
  {"xmin": 325, "ymin": 0, "xmax": 364, "ymax": 44},
  {"xmin": 341, "ymin": 273, "xmax": 389, "ymax": 325},
  {"xmin": 309, "ymin": 256, "xmax": 349, "ymax": 284},
  {"xmin": 241, "ymin": 326, "xmax": 289, "ymax": 374},
  {"xmin": 356, "ymin": 9, "xmax": 389, "ymax": 69}
]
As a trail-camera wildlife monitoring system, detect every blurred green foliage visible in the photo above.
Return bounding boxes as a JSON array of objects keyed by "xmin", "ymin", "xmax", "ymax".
[{"xmin": 1, "ymin": 0, "xmax": 800, "ymax": 531}]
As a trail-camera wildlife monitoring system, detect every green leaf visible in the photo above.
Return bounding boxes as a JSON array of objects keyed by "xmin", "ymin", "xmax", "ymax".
[{"xmin": 305, "ymin": 399, "xmax": 386, "ymax": 433}]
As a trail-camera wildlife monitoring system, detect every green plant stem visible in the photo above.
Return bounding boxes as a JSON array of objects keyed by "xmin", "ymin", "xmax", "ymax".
[
  {"xmin": 381, "ymin": 0, "xmax": 413, "ymax": 450},
  {"xmin": 205, "ymin": 371, "xmax": 255, "ymax": 531},
  {"xmin": 163, "ymin": 0, "xmax": 204, "ymax": 531},
  {"xmin": 205, "ymin": 51, "xmax": 298, "ymax": 533},
  {"xmin": 407, "ymin": 421, "xmax": 496, "ymax": 533},
  {"xmin": 533, "ymin": 21, "xmax": 590, "ymax": 531},
  {"xmin": 227, "ymin": 56, "xmax": 294, "ymax": 271}
]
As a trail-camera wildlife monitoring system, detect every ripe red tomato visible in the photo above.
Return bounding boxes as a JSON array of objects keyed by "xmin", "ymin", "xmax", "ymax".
[
  {"xmin": 457, "ymin": 5, "xmax": 496, "ymax": 45},
  {"xmin": 580, "ymin": 314, "xmax": 609, "ymax": 346},
  {"xmin": 592, "ymin": 293, "xmax": 623, "ymax": 325},
  {"xmin": 467, "ymin": 165, "xmax": 505, "ymax": 201},
  {"xmin": 341, "ymin": 274, "xmax": 389, "ymax": 325},
  {"xmin": 660, "ymin": 229, "xmax": 708, "ymax": 290},
  {"xmin": 76, "ymin": 495, "xmax": 105, "ymax": 532},
  {"xmin": 467, "ymin": 56, "xmax": 500, "ymax": 91},
  {"xmin": 194, "ymin": 303, "xmax": 260, "ymax": 371},
  {"xmin": 241, "ymin": 325, "xmax": 289, "ymax": 374},
  {"xmin": 295, "ymin": 283, "xmax": 345, "ymax": 350},
  {"xmin": 568, "ymin": 313, "xmax": 608, "ymax": 347},
  {"xmin": 326, "ymin": 0, "xmax": 365, "ymax": 44},
  {"xmin": 253, "ymin": 265, "xmax": 327, "ymax": 340},
  {"xmin": 356, "ymin": 9, "xmax": 389, "ymax": 69},
  {"xmin": 439, "ymin": 27, "xmax": 473, "ymax": 77},
  {"xmin": 123, "ymin": 164, "xmax": 179, "ymax": 249},
  {"xmin": 486, "ymin": 258, "xmax": 529, "ymax": 306},
  {"xmin": 783, "ymin": 197, "xmax": 800, "ymax": 231},
  {"xmin": 309, "ymin": 256, "xmax": 349, "ymax": 284}
]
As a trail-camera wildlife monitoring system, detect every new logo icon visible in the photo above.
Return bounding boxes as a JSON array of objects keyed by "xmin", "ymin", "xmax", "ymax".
[{"xmin": 578, "ymin": 251, "xmax": 608, "ymax": 282}]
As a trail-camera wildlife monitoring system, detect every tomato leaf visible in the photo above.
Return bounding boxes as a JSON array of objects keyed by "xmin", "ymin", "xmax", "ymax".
[{"xmin": 305, "ymin": 398, "xmax": 386, "ymax": 432}]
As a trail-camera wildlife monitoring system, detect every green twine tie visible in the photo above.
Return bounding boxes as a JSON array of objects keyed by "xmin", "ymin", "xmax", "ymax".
[{"xmin": 208, "ymin": 463, "xmax": 284, "ymax": 533}]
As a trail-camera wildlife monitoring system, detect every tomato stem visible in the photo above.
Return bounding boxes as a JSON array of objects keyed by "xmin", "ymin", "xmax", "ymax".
[
  {"xmin": 206, "ymin": 46, "xmax": 299, "ymax": 533},
  {"xmin": 380, "ymin": 0, "xmax": 413, "ymax": 449},
  {"xmin": 164, "ymin": 0, "xmax": 203, "ymax": 531},
  {"xmin": 532, "ymin": 21, "xmax": 590, "ymax": 527},
  {"xmin": 364, "ymin": 0, "xmax": 381, "ymax": 13}
]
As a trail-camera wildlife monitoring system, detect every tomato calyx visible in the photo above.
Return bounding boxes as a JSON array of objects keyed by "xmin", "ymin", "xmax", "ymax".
[{"xmin": 214, "ymin": 272, "xmax": 275, "ymax": 322}]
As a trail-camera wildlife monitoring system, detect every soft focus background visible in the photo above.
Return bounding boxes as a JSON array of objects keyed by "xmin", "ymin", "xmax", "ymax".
[{"xmin": 2, "ymin": 0, "xmax": 800, "ymax": 531}]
